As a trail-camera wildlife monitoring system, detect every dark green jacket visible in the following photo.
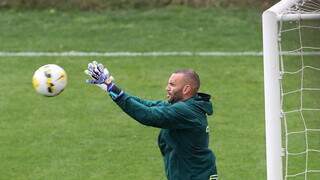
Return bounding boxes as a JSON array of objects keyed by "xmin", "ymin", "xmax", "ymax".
[{"xmin": 115, "ymin": 92, "xmax": 217, "ymax": 180}]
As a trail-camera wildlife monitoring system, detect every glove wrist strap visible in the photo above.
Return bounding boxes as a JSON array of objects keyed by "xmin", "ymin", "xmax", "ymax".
[{"xmin": 107, "ymin": 83, "xmax": 124, "ymax": 100}]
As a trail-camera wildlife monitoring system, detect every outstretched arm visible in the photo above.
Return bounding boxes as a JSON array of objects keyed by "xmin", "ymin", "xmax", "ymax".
[
  {"xmin": 84, "ymin": 60, "xmax": 167, "ymax": 106},
  {"xmin": 130, "ymin": 95, "xmax": 168, "ymax": 107},
  {"xmin": 84, "ymin": 61, "xmax": 200, "ymax": 129},
  {"xmin": 114, "ymin": 93, "xmax": 200, "ymax": 129}
]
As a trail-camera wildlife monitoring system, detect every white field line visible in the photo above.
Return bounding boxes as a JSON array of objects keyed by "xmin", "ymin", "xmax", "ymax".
[
  {"xmin": 0, "ymin": 51, "xmax": 319, "ymax": 57},
  {"xmin": 0, "ymin": 51, "xmax": 262, "ymax": 57}
]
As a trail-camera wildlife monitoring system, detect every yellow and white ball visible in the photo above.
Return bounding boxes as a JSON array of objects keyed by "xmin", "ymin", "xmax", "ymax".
[{"xmin": 32, "ymin": 64, "xmax": 67, "ymax": 97}]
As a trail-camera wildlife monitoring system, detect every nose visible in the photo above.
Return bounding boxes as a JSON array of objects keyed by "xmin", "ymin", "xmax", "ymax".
[{"xmin": 166, "ymin": 85, "xmax": 170, "ymax": 91}]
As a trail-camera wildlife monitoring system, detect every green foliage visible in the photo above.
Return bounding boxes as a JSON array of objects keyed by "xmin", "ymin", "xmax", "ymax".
[{"xmin": 0, "ymin": 0, "xmax": 279, "ymax": 10}]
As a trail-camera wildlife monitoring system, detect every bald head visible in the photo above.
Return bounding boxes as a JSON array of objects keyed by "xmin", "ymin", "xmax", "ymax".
[{"xmin": 174, "ymin": 69, "xmax": 200, "ymax": 95}]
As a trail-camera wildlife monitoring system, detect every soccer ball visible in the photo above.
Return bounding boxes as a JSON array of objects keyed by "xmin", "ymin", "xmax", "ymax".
[{"xmin": 32, "ymin": 64, "xmax": 68, "ymax": 97}]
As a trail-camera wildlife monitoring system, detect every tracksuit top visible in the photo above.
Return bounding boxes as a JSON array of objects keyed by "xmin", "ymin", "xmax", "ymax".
[{"xmin": 114, "ymin": 92, "xmax": 217, "ymax": 180}]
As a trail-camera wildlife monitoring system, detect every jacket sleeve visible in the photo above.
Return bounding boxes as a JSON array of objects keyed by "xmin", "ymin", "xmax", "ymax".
[
  {"xmin": 129, "ymin": 95, "xmax": 168, "ymax": 107},
  {"xmin": 114, "ymin": 93, "xmax": 201, "ymax": 129}
]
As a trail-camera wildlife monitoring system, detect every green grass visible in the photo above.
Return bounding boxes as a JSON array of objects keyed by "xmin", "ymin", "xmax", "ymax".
[
  {"xmin": 1, "ymin": 7, "xmax": 265, "ymax": 180},
  {"xmin": 0, "ymin": 7, "xmax": 262, "ymax": 52},
  {"xmin": 0, "ymin": 56, "xmax": 265, "ymax": 180},
  {"xmin": 2, "ymin": 6, "xmax": 314, "ymax": 180}
]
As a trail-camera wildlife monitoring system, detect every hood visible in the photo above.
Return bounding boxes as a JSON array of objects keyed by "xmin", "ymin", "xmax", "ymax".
[{"xmin": 192, "ymin": 93, "xmax": 213, "ymax": 115}]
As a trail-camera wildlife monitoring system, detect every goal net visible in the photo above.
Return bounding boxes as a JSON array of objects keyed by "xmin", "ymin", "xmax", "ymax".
[{"xmin": 263, "ymin": 0, "xmax": 320, "ymax": 180}]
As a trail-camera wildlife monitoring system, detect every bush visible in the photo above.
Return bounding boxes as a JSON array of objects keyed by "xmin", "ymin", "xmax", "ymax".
[{"xmin": 0, "ymin": 0, "xmax": 279, "ymax": 10}]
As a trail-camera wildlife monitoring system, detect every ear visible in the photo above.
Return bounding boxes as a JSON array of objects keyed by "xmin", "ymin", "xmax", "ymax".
[{"xmin": 182, "ymin": 85, "xmax": 192, "ymax": 95}]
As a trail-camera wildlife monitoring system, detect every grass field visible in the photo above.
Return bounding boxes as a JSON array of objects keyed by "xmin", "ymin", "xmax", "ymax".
[
  {"xmin": 0, "ymin": 7, "xmax": 262, "ymax": 52},
  {"xmin": 0, "ymin": 7, "xmax": 267, "ymax": 180}
]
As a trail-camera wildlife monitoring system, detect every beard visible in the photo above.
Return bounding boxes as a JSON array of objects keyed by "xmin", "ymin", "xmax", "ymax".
[{"xmin": 167, "ymin": 90, "xmax": 183, "ymax": 103}]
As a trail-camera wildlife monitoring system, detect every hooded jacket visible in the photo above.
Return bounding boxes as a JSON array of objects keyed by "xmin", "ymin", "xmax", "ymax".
[{"xmin": 115, "ymin": 92, "xmax": 217, "ymax": 180}]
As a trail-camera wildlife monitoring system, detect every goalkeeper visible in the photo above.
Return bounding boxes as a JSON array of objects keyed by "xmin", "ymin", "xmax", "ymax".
[{"xmin": 85, "ymin": 61, "xmax": 218, "ymax": 180}]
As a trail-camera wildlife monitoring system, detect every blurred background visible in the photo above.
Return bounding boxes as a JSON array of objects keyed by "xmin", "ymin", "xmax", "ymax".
[{"xmin": 0, "ymin": 0, "xmax": 278, "ymax": 10}]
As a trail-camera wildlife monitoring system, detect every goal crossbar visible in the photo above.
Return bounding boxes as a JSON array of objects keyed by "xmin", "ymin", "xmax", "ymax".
[{"xmin": 280, "ymin": 14, "xmax": 320, "ymax": 21}]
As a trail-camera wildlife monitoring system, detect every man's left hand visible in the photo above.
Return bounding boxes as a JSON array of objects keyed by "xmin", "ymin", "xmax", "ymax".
[{"xmin": 85, "ymin": 61, "xmax": 110, "ymax": 84}]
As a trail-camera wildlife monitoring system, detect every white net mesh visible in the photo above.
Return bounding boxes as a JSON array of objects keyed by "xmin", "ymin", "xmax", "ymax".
[
  {"xmin": 278, "ymin": 0, "xmax": 320, "ymax": 179},
  {"xmin": 287, "ymin": 0, "xmax": 320, "ymax": 14}
]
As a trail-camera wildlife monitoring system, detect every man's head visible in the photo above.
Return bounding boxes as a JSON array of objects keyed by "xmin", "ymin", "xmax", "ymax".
[{"xmin": 166, "ymin": 69, "xmax": 200, "ymax": 103}]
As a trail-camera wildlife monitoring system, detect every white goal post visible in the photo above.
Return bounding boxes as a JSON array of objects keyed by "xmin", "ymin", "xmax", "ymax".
[{"xmin": 263, "ymin": 0, "xmax": 320, "ymax": 180}]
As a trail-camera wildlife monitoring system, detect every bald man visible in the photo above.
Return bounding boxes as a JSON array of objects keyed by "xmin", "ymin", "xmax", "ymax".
[{"xmin": 85, "ymin": 61, "xmax": 218, "ymax": 180}]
